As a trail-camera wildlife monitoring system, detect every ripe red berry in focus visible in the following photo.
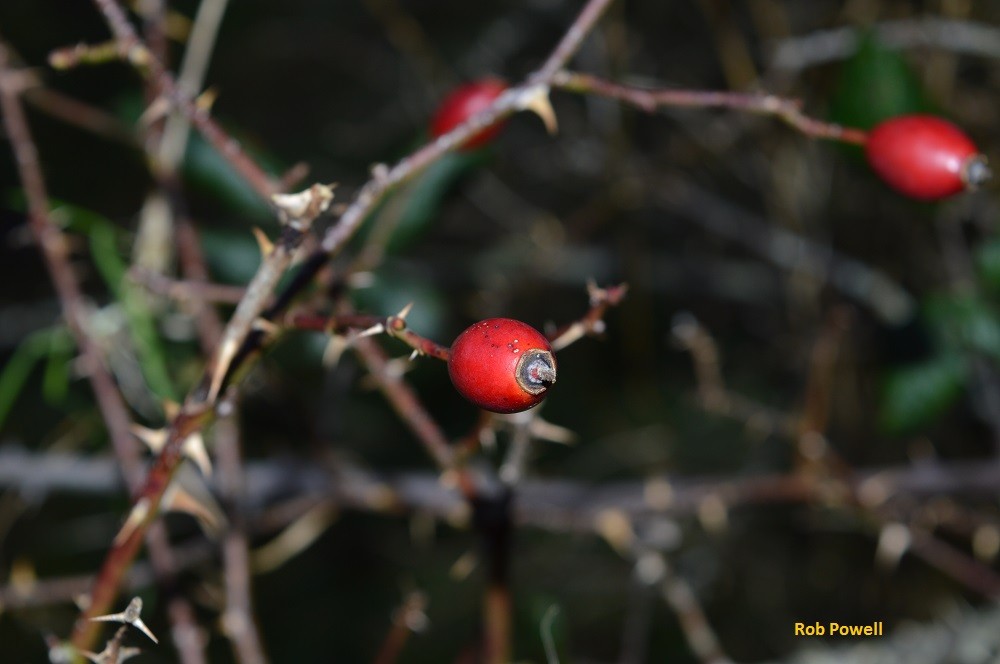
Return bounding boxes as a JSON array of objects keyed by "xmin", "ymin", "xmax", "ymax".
[
  {"xmin": 865, "ymin": 114, "xmax": 990, "ymax": 201},
  {"xmin": 429, "ymin": 78, "xmax": 507, "ymax": 150},
  {"xmin": 448, "ymin": 318, "xmax": 556, "ymax": 414}
]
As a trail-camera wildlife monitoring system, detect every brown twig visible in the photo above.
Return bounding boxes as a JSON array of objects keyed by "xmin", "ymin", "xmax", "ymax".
[
  {"xmin": 0, "ymin": 44, "xmax": 209, "ymax": 664},
  {"xmin": 90, "ymin": 0, "xmax": 278, "ymax": 201},
  {"xmin": 4, "ymin": 448, "xmax": 1000, "ymax": 543},
  {"xmin": 371, "ymin": 591, "xmax": 428, "ymax": 664},
  {"xmin": 295, "ymin": 280, "xmax": 628, "ymax": 365},
  {"xmin": 155, "ymin": 0, "xmax": 231, "ymax": 172},
  {"xmin": 24, "ymin": 85, "xmax": 136, "ymax": 145},
  {"xmin": 551, "ymin": 70, "xmax": 869, "ymax": 145},
  {"xmin": 68, "ymin": 185, "xmax": 332, "ymax": 651},
  {"xmin": 216, "ymin": 407, "xmax": 269, "ymax": 664},
  {"xmin": 530, "ymin": 0, "xmax": 614, "ymax": 84},
  {"xmin": 677, "ymin": 315, "xmax": 1000, "ymax": 602},
  {"xmin": 6, "ymin": 445, "xmax": 1000, "ymax": 607},
  {"xmin": 59, "ymin": 0, "xmax": 618, "ymax": 653},
  {"xmin": 314, "ymin": 0, "xmax": 617, "ymax": 263},
  {"xmin": 169, "ymin": 220, "xmax": 267, "ymax": 664},
  {"xmin": 164, "ymin": 594, "xmax": 207, "ymax": 664},
  {"xmin": 351, "ymin": 336, "xmax": 456, "ymax": 471},
  {"xmin": 0, "ymin": 41, "xmax": 141, "ymax": 492},
  {"xmin": 796, "ymin": 307, "xmax": 854, "ymax": 473},
  {"xmin": 658, "ymin": 557, "xmax": 733, "ymax": 664},
  {"xmin": 656, "ymin": 176, "xmax": 916, "ymax": 326},
  {"xmin": 139, "ymin": 0, "xmax": 168, "ymax": 71},
  {"xmin": 131, "ymin": 266, "xmax": 248, "ymax": 305},
  {"xmin": 48, "ymin": 40, "xmax": 122, "ymax": 68},
  {"xmin": 907, "ymin": 527, "xmax": 1000, "ymax": 597},
  {"xmin": 482, "ymin": 582, "xmax": 513, "ymax": 664},
  {"xmin": 341, "ymin": 317, "xmax": 513, "ymax": 661},
  {"xmin": 338, "ymin": 313, "xmax": 520, "ymax": 662},
  {"xmin": 288, "ymin": 308, "xmax": 451, "ymax": 361},
  {"xmin": 672, "ymin": 312, "xmax": 799, "ymax": 439},
  {"xmin": 549, "ymin": 281, "xmax": 629, "ymax": 351},
  {"xmin": 134, "ymin": 2, "xmax": 262, "ymax": 653},
  {"xmin": 768, "ymin": 17, "xmax": 1000, "ymax": 72},
  {"xmin": 619, "ymin": 555, "xmax": 657, "ymax": 664}
]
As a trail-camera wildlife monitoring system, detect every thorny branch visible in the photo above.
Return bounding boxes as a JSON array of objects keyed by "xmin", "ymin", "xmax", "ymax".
[
  {"xmin": 90, "ymin": 0, "xmax": 279, "ymax": 201},
  {"xmin": 338, "ymin": 275, "xmax": 626, "ymax": 663},
  {"xmin": 4, "ymin": 446, "xmax": 1000, "ymax": 608},
  {"xmin": 351, "ymin": 335, "xmax": 457, "ymax": 472},
  {"xmin": 551, "ymin": 70, "xmax": 869, "ymax": 144},
  {"xmin": 68, "ymin": 182, "xmax": 332, "ymax": 651},
  {"xmin": 0, "ymin": 40, "xmax": 142, "ymax": 494},
  {"xmin": 675, "ymin": 315, "xmax": 1000, "ymax": 600},
  {"xmin": 49, "ymin": 0, "xmax": 618, "ymax": 653},
  {"xmin": 1, "ymin": 38, "xmax": 205, "ymax": 663},
  {"xmin": 371, "ymin": 591, "xmax": 429, "ymax": 664},
  {"xmin": 7, "ymin": 0, "xmax": 994, "ymax": 660}
]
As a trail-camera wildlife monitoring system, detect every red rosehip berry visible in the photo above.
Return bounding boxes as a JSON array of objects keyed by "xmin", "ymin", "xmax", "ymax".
[
  {"xmin": 448, "ymin": 318, "xmax": 556, "ymax": 414},
  {"xmin": 865, "ymin": 114, "xmax": 990, "ymax": 201},
  {"xmin": 429, "ymin": 78, "xmax": 507, "ymax": 150}
]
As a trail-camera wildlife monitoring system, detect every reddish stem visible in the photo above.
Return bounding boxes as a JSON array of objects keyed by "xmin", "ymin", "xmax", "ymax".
[{"xmin": 552, "ymin": 71, "xmax": 869, "ymax": 145}]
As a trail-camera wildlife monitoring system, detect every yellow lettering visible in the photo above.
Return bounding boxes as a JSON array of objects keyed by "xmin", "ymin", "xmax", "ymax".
[
  {"xmin": 794, "ymin": 623, "xmax": 804, "ymax": 635},
  {"xmin": 818, "ymin": 621, "xmax": 885, "ymax": 637}
]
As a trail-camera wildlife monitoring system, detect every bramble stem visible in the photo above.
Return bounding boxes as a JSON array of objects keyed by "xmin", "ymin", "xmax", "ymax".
[{"xmin": 551, "ymin": 70, "xmax": 869, "ymax": 145}]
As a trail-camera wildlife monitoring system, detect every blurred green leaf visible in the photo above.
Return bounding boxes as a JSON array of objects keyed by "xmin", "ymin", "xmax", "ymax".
[
  {"xmin": 182, "ymin": 134, "xmax": 276, "ymax": 222},
  {"xmin": 881, "ymin": 353, "xmax": 966, "ymax": 434},
  {"xmin": 351, "ymin": 265, "xmax": 448, "ymax": 342},
  {"xmin": 0, "ymin": 328, "xmax": 68, "ymax": 431},
  {"xmin": 390, "ymin": 150, "xmax": 490, "ymax": 252},
  {"xmin": 925, "ymin": 292, "xmax": 1000, "ymax": 362},
  {"xmin": 201, "ymin": 228, "xmax": 263, "ymax": 285},
  {"xmin": 115, "ymin": 92, "xmax": 279, "ymax": 221},
  {"xmin": 975, "ymin": 239, "xmax": 1000, "ymax": 294},
  {"xmin": 829, "ymin": 32, "xmax": 929, "ymax": 132},
  {"xmin": 359, "ymin": 150, "xmax": 492, "ymax": 255},
  {"xmin": 41, "ymin": 328, "xmax": 73, "ymax": 406},
  {"xmin": 55, "ymin": 203, "xmax": 178, "ymax": 402}
]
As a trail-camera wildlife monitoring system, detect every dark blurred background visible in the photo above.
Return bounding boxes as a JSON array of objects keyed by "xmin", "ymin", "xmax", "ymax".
[{"xmin": 3, "ymin": 1, "xmax": 1000, "ymax": 662}]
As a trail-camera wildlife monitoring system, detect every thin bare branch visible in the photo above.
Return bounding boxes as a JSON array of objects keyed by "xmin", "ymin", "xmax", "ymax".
[
  {"xmin": 552, "ymin": 70, "xmax": 868, "ymax": 144},
  {"xmin": 351, "ymin": 337, "xmax": 456, "ymax": 471},
  {"xmin": 769, "ymin": 18, "xmax": 1000, "ymax": 72},
  {"xmin": 91, "ymin": 0, "xmax": 278, "ymax": 201},
  {"xmin": 658, "ymin": 177, "xmax": 916, "ymax": 326},
  {"xmin": 69, "ymin": 184, "xmax": 332, "ymax": 651},
  {"xmin": 0, "ymin": 40, "xmax": 142, "ymax": 490},
  {"xmin": 371, "ymin": 591, "xmax": 428, "ymax": 664},
  {"xmin": 658, "ymin": 558, "xmax": 733, "ymax": 664},
  {"xmin": 156, "ymin": 0, "xmax": 231, "ymax": 171},
  {"xmin": 216, "ymin": 408, "xmax": 269, "ymax": 664}
]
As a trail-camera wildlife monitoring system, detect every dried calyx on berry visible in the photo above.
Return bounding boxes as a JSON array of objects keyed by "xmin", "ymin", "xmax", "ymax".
[
  {"xmin": 865, "ymin": 114, "xmax": 991, "ymax": 201},
  {"xmin": 447, "ymin": 318, "xmax": 556, "ymax": 414},
  {"xmin": 514, "ymin": 348, "xmax": 557, "ymax": 396}
]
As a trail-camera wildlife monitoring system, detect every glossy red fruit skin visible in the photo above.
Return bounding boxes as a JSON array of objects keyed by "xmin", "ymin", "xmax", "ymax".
[
  {"xmin": 448, "ymin": 318, "xmax": 556, "ymax": 414},
  {"xmin": 429, "ymin": 78, "xmax": 507, "ymax": 150},
  {"xmin": 865, "ymin": 114, "xmax": 982, "ymax": 201}
]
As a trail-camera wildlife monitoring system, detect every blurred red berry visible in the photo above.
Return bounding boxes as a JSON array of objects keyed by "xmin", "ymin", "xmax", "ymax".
[
  {"xmin": 430, "ymin": 78, "xmax": 507, "ymax": 150},
  {"xmin": 448, "ymin": 318, "xmax": 556, "ymax": 413},
  {"xmin": 865, "ymin": 114, "xmax": 990, "ymax": 201}
]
